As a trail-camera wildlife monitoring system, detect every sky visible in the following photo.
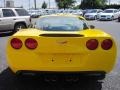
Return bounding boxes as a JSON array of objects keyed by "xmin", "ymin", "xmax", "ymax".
[{"xmin": 0, "ymin": 0, "xmax": 120, "ymax": 9}]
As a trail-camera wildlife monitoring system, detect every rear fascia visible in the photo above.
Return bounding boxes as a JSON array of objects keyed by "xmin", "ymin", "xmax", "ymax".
[{"xmin": 7, "ymin": 35, "xmax": 116, "ymax": 73}]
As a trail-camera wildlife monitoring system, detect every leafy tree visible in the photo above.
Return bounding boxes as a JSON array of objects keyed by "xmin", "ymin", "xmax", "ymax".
[
  {"xmin": 42, "ymin": 1, "xmax": 47, "ymax": 9},
  {"xmin": 55, "ymin": 0, "xmax": 76, "ymax": 9},
  {"xmin": 80, "ymin": 0, "xmax": 107, "ymax": 9}
]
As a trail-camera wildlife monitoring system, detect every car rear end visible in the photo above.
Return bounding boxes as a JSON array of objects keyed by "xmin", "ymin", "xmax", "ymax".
[
  {"xmin": 7, "ymin": 15, "xmax": 117, "ymax": 80},
  {"xmin": 7, "ymin": 29, "xmax": 116, "ymax": 80}
]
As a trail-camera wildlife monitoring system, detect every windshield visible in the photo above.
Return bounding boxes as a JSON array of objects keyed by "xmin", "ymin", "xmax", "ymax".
[
  {"xmin": 103, "ymin": 10, "xmax": 113, "ymax": 13},
  {"xmin": 36, "ymin": 16, "xmax": 88, "ymax": 31}
]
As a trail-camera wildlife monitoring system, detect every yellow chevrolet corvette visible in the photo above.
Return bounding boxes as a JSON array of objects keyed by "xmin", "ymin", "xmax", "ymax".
[{"xmin": 7, "ymin": 14, "xmax": 116, "ymax": 80}]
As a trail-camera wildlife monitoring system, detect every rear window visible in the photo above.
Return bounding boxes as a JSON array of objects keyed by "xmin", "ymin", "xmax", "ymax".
[
  {"xmin": 36, "ymin": 16, "xmax": 88, "ymax": 31},
  {"xmin": 15, "ymin": 9, "xmax": 29, "ymax": 16}
]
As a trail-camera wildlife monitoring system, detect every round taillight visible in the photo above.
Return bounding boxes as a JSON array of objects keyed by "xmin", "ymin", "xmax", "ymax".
[
  {"xmin": 11, "ymin": 38, "xmax": 22, "ymax": 49},
  {"xmin": 101, "ymin": 39, "xmax": 113, "ymax": 50},
  {"xmin": 86, "ymin": 39, "xmax": 98, "ymax": 50},
  {"xmin": 25, "ymin": 38, "xmax": 38, "ymax": 49}
]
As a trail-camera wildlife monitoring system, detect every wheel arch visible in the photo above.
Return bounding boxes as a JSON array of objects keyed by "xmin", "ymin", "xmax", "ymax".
[{"xmin": 14, "ymin": 22, "xmax": 27, "ymax": 29}]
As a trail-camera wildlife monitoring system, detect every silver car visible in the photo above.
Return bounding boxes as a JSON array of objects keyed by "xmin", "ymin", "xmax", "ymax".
[
  {"xmin": 84, "ymin": 9, "xmax": 103, "ymax": 20},
  {"xmin": 99, "ymin": 9, "xmax": 119, "ymax": 21},
  {"xmin": 0, "ymin": 8, "xmax": 31, "ymax": 32}
]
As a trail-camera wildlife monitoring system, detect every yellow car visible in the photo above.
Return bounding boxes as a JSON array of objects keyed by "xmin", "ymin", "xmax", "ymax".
[{"xmin": 7, "ymin": 14, "xmax": 116, "ymax": 80}]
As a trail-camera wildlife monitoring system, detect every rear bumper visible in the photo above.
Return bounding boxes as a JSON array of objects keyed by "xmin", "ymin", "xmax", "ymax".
[
  {"xmin": 7, "ymin": 53, "xmax": 116, "ymax": 73},
  {"xmin": 16, "ymin": 70, "xmax": 106, "ymax": 80}
]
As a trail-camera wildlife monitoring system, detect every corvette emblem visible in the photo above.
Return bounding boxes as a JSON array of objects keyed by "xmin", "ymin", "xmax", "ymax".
[{"xmin": 58, "ymin": 41, "xmax": 68, "ymax": 44}]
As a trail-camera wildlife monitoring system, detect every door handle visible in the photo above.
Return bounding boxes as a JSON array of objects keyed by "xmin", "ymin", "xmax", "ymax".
[
  {"xmin": 13, "ymin": 19, "xmax": 16, "ymax": 20},
  {"xmin": 0, "ymin": 20, "xmax": 1, "ymax": 21}
]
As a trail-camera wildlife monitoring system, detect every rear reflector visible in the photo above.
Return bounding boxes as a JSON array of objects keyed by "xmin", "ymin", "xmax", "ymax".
[
  {"xmin": 86, "ymin": 39, "xmax": 98, "ymax": 50},
  {"xmin": 11, "ymin": 38, "xmax": 22, "ymax": 49},
  {"xmin": 25, "ymin": 38, "xmax": 38, "ymax": 49},
  {"xmin": 101, "ymin": 39, "xmax": 113, "ymax": 50}
]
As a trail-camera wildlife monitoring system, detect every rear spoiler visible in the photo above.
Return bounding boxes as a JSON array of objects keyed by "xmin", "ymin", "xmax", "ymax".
[{"xmin": 39, "ymin": 34, "xmax": 84, "ymax": 37}]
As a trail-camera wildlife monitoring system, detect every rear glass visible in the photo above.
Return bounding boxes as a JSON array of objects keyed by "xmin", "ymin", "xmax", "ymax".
[
  {"xmin": 36, "ymin": 16, "xmax": 88, "ymax": 31},
  {"xmin": 15, "ymin": 9, "xmax": 29, "ymax": 16}
]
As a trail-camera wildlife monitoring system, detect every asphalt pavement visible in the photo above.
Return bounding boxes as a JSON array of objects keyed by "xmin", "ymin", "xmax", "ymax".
[{"xmin": 0, "ymin": 20, "xmax": 120, "ymax": 90}]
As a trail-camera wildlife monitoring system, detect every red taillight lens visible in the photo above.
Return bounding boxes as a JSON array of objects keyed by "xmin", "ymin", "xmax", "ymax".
[
  {"xmin": 25, "ymin": 38, "xmax": 38, "ymax": 49},
  {"xmin": 101, "ymin": 39, "xmax": 113, "ymax": 50},
  {"xmin": 86, "ymin": 39, "xmax": 98, "ymax": 50},
  {"xmin": 11, "ymin": 38, "xmax": 22, "ymax": 49}
]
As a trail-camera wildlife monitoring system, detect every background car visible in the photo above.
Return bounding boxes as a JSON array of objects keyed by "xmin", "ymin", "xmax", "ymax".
[
  {"xmin": 98, "ymin": 9, "xmax": 119, "ymax": 21},
  {"xmin": 7, "ymin": 14, "xmax": 116, "ymax": 81},
  {"xmin": 82, "ymin": 9, "xmax": 92, "ymax": 16},
  {"xmin": 84, "ymin": 9, "xmax": 103, "ymax": 20},
  {"xmin": 28, "ymin": 10, "xmax": 40, "ymax": 18},
  {"xmin": 0, "ymin": 8, "xmax": 31, "ymax": 33},
  {"xmin": 70, "ymin": 10, "xmax": 83, "ymax": 16}
]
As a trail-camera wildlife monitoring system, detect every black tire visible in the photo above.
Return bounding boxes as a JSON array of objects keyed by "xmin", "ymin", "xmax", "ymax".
[{"xmin": 14, "ymin": 23, "xmax": 26, "ymax": 33}]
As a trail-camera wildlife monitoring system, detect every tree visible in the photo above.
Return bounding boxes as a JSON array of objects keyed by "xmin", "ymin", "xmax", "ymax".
[
  {"xmin": 42, "ymin": 1, "xmax": 47, "ymax": 9},
  {"xmin": 55, "ymin": 0, "xmax": 76, "ymax": 9},
  {"xmin": 80, "ymin": 0, "xmax": 107, "ymax": 9}
]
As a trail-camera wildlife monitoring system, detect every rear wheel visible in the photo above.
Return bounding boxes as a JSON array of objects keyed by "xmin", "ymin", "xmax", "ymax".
[{"xmin": 14, "ymin": 23, "xmax": 26, "ymax": 33}]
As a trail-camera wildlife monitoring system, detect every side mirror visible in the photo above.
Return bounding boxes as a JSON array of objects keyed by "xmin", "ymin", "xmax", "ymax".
[{"xmin": 90, "ymin": 25, "xmax": 95, "ymax": 29}]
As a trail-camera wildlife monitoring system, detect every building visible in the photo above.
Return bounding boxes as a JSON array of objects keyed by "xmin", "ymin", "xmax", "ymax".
[{"xmin": 6, "ymin": 0, "xmax": 14, "ymax": 8}]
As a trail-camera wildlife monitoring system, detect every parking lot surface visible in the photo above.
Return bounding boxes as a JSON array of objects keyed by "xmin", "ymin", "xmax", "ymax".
[{"xmin": 0, "ymin": 20, "xmax": 120, "ymax": 90}]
